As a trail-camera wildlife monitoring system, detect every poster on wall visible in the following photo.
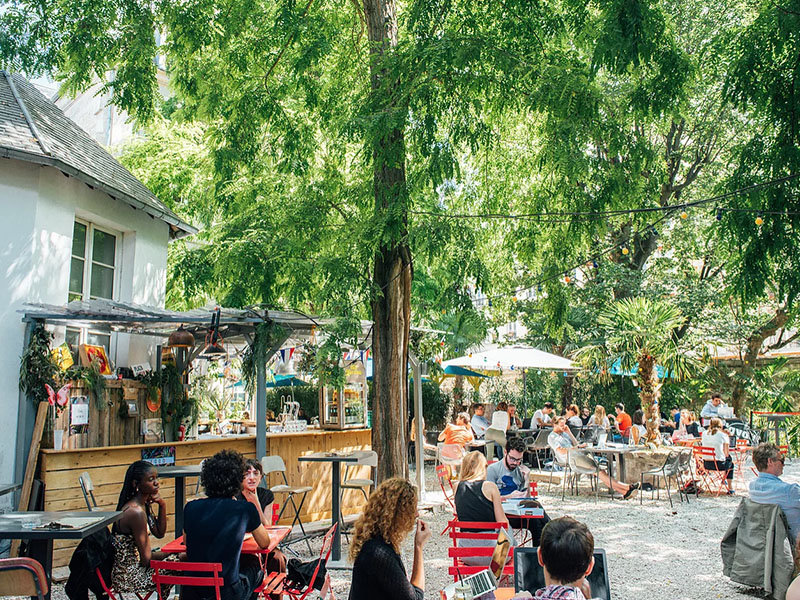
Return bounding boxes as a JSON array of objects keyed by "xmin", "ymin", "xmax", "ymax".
[
  {"xmin": 142, "ymin": 418, "xmax": 163, "ymax": 444},
  {"xmin": 142, "ymin": 445, "xmax": 175, "ymax": 466},
  {"xmin": 79, "ymin": 344, "xmax": 112, "ymax": 375},
  {"xmin": 70, "ymin": 396, "xmax": 89, "ymax": 426}
]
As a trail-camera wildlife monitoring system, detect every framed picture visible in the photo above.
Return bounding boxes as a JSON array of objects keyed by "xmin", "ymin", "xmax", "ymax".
[{"xmin": 79, "ymin": 344, "xmax": 112, "ymax": 375}]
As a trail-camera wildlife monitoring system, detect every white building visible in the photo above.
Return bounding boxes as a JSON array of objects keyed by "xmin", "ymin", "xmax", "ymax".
[{"xmin": 0, "ymin": 72, "xmax": 195, "ymax": 489}]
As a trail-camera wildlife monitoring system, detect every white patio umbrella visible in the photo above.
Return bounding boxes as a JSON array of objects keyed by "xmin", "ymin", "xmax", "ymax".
[{"xmin": 442, "ymin": 344, "xmax": 578, "ymax": 372}]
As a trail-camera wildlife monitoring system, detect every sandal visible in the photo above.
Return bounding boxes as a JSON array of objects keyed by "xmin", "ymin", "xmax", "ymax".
[{"xmin": 623, "ymin": 483, "xmax": 640, "ymax": 500}]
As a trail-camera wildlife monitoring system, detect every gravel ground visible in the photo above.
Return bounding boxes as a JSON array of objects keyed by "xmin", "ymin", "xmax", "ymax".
[{"xmin": 40, "ymin": 456, "xmax": 796, "ymax": 600}]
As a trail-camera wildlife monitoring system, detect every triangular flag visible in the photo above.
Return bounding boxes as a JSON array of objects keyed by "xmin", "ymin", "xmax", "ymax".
[
  {"xmin": 279, "ymin": 349, "xmax": 286, "ymax": 363},
  {"xmin": 288, "ymin": 347, "xmax": 295, "ymax": 361}
]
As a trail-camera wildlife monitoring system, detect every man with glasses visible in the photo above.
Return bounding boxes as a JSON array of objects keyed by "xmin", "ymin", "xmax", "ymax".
[{"xmin": 750, "ymin": 443, "xmax": 800, "ymax": 543}]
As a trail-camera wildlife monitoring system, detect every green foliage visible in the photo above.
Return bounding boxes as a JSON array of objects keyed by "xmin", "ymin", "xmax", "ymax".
[
  {"xmin": 408, "ymin": 381, "xmax": 451, "ymax": 430},
  {"xmin": 266, "ymin": 386, "xmax": 320, "ymax": 420},
  {"xmin": 66, "ymin": 363, "xmax": 109, "ymax": 411},
  {"xmin": 19, "ymin": 324, "xmax": 58, "ymax": 405}
]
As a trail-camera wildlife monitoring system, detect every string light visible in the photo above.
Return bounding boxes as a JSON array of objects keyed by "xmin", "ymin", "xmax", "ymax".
[
  {"xmin": 621, "ymin": 247, "xmax": 629, "ymax": 255},
  {"xmin": 755, "ymin": 214, "xmax": 764, "ymax": 226},
  {"xmin": 680, "ymin": 211, "xmax": 688, "ymax": 219}
]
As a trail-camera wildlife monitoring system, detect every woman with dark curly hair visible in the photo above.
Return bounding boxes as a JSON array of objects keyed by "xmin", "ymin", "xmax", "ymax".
[
  {"xmin": 183, "ymin": 450, "xmax": 271, "ymax": 600},
  {"xmin": 349, "ymin": 477, "xmax": 431, "ymax": 600}
]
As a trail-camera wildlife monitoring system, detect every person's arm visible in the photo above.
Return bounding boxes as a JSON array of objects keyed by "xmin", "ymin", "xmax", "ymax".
[
  {"xmin": 409, "ymin": 520, "xmax": 431, "ymax": 592},
  {"xmin": 438, "ymin": 427, "xmax": 447, "ymax": 442},
  {"xmin": 484, "ymin": 482, "xmax": 510, "ymax": 525},
  {"xmin": 631, "ymin": 427, "xmax": 640, "ymax": 444},
  {"xmin": 128, "ymin": 507, "xmax": 166, "ymax": 566},
  {"xmin": 251, "ymin": 524, "xmax": 271, "ymax": 549},
  {"xmin": 243, "ymin": 489, "xmax": 270, "ymax": 527},
  {"xmin": 147, "ymin": 492, "xmax": 168, "ymax": 539},
  {"xmin": 723, "ymin": 437, "xmax": 730, "ymax": 458}
]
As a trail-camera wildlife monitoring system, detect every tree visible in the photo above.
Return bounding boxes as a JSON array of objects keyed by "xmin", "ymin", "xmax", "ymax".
[{"xmin": 577, "ymin": 297, "xmax": 693, "ymax": 443}]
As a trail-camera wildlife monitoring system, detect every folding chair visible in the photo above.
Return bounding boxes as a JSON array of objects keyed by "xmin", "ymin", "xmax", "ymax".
[
  {"xmin": 692, "ymin": 446, "xmax": 729, "ymax": 496},
  {"xmin": 436, "ymin": 464, "xmax": 456, "ymax": 513},
  {"xmin": 261, "ymin": 455, "xmax": 313, "ymax": 554},
  {"xmin": 95, "ymin": 567, "xmax": 153, "ymax": 600},
  {"xmin": 447, "ymin": 520, "xmax": 515, "ymax": 581},
  {"xmin": 79, "ymin": 471, "xmax": 98, "ymax": 511},
  {"xmin": 437, "ymin": 444, "xmax": 465, "ymax": 478},
  {"xmin": 151, "ymin": 561, "xmax": 224, "ymax": 600},
  {"xmin": 528, "ymin": 429, "xmax": 552, "ymax": 470},
  {"xmin": 282, "ymin": 524, "xmax": 337, "ymax": 600},
  {"xmin": 340, "ymin": 450, "xmax": 377, "ymax": 504},
  {"xmin": 676, "ymin": 448, "xmax": 695, "ymax": 502},
  {"xmin": 0, "ymin": 557, "xmax": 49, "ymax": 600}
]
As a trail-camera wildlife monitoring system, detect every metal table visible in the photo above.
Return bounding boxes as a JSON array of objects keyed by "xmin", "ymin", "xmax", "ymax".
[
  {"xmin": 157, "ymin": 464, "xmax": 202, "ymax": 537},
  {"xmin": 0, "ymin": 510, "xmax": 121, "ymax": 600},
  {"xmin": 583, "ymin": 446, "xmax": 637, "ymax": 482},
  {"xmin": 162, "ymin": 525, "xmax": 292, "ymax": 554},
  {"xmin": 298, "ymin": 452, "xmax": 359, "ymax": 569},
  {"xmin": 0, "ymin": 482, "xmax": 22, "ymax": 497}
]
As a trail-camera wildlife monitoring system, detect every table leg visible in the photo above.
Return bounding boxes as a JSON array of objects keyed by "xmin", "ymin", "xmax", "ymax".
[
  {"xmin": 330, "ymin": 461, "xmax": 342, "ymax": 563},
  {"xmin": 175, "ymin": 476, "xmax": 185, "ymax": 537},
  {"xmin": 28, "ymin": 538, "xmax": 53, "ymax": 600},
  {"xmin": 618, "ymin": 454, "xmax": 627, "ymax": 483}
]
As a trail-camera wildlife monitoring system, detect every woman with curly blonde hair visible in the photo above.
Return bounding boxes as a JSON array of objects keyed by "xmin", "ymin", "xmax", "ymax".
[{"xmin": 349, "ymin": 477, "xmax": 431, "ymax": 600}]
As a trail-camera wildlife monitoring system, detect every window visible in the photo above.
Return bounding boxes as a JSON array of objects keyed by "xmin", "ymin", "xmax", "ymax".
[
  {"xmin": 66, "ymin": 327, "xmax": 112, "ymax": 364},
  {"xmin": 69, "ymin": 220, "xmax": 118, "ymax": 302}
]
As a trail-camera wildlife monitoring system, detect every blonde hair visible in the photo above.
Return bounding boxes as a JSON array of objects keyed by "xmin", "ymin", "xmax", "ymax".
[
  {"xmin": 709, "ymin": 418, "xmax": 724, "ymax": 435},
  {"xmin": 593, "ymin": 405, "xmax": 606, "ymax": 423},
  {"xmin": 459, "ymin": 451, "xmax": 487, "ymax": 482},
  {"xmin": 456, "ymin": 412, "xmax": 470, "ymax": 426},
  {"xmin": 568, "ymin": 404, "xmax": 579, "ymax": 416},
  {"xmin": 349, "ymin": 477, "xmax": 417, "ymax": 562}
]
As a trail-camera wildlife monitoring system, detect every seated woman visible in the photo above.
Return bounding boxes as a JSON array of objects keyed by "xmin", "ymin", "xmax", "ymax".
[
  {"xmin": 236, "ymin": 459, "xmax": 286, "ymax": 600},
  {"xmin": 588, "ymin": 405, "xmax": 610, "ymax": 430},
  {"xmin": 438, "ymin": 412, "xmax": 475, "ymax": 448},
  {"xmin": 701, "ymin": 418, "xmax": 735, "ymax": 494},
  {"xmin": 566, "ymin": 404, "xmax": 583, "ymax": 429},
  {"xmin": 183, "ymin": 450, "xmax": 272, "ymax": 600},
  {"xmin": 454, "ymin": 451, "xmax": 516, "ymax": 564},
  {"xmin": 111, "ymin": 461, "xmax": 170, "ymax": 595},
  {"xmin": 349, "ymin": 478, "xmax": 431, "ymax": 600},
  {"xmin": 630, "ymin": 410, "xmax": 647, "ymax": 444}
]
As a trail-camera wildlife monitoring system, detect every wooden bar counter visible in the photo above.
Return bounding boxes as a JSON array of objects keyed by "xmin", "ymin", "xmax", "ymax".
[{"xmin": 39, "ymin": 428, "xmax": 371, "ymax": 569}]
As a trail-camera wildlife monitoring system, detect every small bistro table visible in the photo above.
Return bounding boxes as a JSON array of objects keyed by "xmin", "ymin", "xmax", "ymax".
[
  {"xmin": 583, "ymin": 445, "xmax": 638, "ymax": 482},
  {"xmin": 0, "ymin": 510, "xmax": 121, "ymax": 600},
  {"xmin": 157, "ymin": 464, "xmax": 203, "ymax": 537},
  {"xmin": 297, "ymin": 451, "xmax": 360, "ymax": 569},
  {"xmin": 162, "ymin": 525, "xmax": 292, "ymax": 555}
]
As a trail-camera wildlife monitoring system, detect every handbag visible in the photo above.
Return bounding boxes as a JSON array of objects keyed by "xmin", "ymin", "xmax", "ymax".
[{"xmin": 286, "ymin": 558, "xmax": 327, "ymax": 591}]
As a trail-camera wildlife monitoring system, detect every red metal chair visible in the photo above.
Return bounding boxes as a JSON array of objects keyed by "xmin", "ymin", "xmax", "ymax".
[
  {"xmin": 0, "ymin": 557, "xmax": 49, "ymax": 600},
  {"xmin": 282, "ymin": 523, "xmax": 337, "ymax": 600},
  {"xmin": 692, "ymin": 446, "xmax": 729, "ymax": 496},
  {"xmin": 151, "ymin": 561, "xmax": 224, "ymax": 600},
  {"xmin": 436, "ymin": 464, "xmax": 456, "ymax": 511},
  {"xmin": 96, "ymin": 567, "xmax": 153, "ymax": 600},
  {"xmin": 447, "ymin": 520, "xmax": 515, "ymax": 581}
]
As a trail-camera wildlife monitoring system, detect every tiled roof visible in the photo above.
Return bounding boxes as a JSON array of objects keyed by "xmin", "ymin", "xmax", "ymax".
[{"xmin": 0, "ymin": 71, "xmax": 196, "ymax": 239}]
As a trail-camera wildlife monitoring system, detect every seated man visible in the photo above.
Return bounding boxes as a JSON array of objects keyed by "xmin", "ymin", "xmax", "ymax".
[
  {"xmin": 183, "ymin": 450, "xmax": 272, "ymax": 600},
  {"xmin": 439, "ymin": 412, "xmax": 475, "ymax": 448},
  {"xmin": 700, "ymin": 393, "xmax": 730, "ymax": 419},
  {"xmin": 471, "ymin": 403, "xmax": 490, "ymax": 440},
  {"xmin": 547, "ymin": 417, "xmax": 638, "ymax": 499},
  {"xmin": 532, "ymin": 402, "xmax": 554, "ymax": 430},
  {"xmin": 510, "ymin": 517, "xmax": 600, "ymax": 600},
  {"xmin": 749, "ymin": 443, "xmax": 800, "ymax": 543}
]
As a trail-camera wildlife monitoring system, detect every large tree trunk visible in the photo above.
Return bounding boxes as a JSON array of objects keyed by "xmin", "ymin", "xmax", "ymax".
[
  {"xmin": 638, "ymin": 354, "xmax": 662, "ymax": 444},
  {"xmin": 364, "ymin": 0, "xmax": 412, "ymax": 484}
]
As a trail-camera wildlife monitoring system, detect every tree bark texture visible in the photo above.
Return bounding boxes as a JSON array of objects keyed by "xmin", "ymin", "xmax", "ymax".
[
  {"xmin": 638, "ymin": 354, "xmax": 662, "ymax": 444},
  {"xmin": 364, "ymin": 0, "xmax": 413, "ymax": 484}
]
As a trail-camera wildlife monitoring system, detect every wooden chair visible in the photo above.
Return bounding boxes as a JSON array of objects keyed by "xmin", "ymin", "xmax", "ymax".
[
  {"xmin": 447, "ymin": 520, "xmax": 514, "ymax": 581},
  {"xmin": 151, "ymin": 561, "xmax": 225, "ymax": 600},
  {"xmin": 692, "ymin": 446, "xmax": 729, "ymax": 496},
  {"xmin": 0, "ymin": 557, "xmax": 49, "ymax": 600},
  {"xmin": 283, "ymin": 524, "xmax": 337, "ymax": 600}
]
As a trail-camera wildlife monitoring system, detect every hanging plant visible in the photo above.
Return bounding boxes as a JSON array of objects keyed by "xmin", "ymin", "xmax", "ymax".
[
  {"xmin": 159, "ymin": 364, "xmax": 198, "ymax": 440},
  {"xmin": 19, "ymin": 324, "xmax": 59, "ymax": 405},
  {"xmin": 242, "ymin": 321, "xmax": 288, "ymax": 394},
  {"xmin": 66, "ymin": 361, "xmax": 109, "ymax": 410},
  {"xmin": 315, "ymin": 337, "xmax": 346, "ymax": 389}
]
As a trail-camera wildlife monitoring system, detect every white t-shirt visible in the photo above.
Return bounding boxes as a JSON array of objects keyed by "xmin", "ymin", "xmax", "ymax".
[
  {"xmin": 532, "ymin": 410, "xmax": 552, "ymax": 429},
  {"xmin": 489, "ymin": 409, "xmax": 509, "ymax": 431},
  {"xmin": 701, "ymin": 430, "xmax": 730, "ymax": 461}
]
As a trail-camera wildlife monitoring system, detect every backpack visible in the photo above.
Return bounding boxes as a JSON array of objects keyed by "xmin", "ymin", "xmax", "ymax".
[{"xmin": 286, "ymin": 558, "xmax": 327, "ymax": 591}]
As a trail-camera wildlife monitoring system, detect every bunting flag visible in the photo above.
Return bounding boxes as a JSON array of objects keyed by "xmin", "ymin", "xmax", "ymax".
[
  {"xmin": 279, "ymin": 349, "xmax": 286, "ymax": 363},
  {"xmin": 288, "ymin": 347, "xmax": 295, "ymax": 361}
]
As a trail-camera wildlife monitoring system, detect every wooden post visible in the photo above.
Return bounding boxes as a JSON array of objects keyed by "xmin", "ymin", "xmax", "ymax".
[{"xmin": 11, "ymin": 401, "xmax": 49, "ymax": 556}]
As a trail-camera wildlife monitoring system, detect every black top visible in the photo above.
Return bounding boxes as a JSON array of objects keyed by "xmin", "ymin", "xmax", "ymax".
[
  {"xmin": 349, "ymin": 537, "xmax": 423, "ymax": 600},
  {"xmin": 454, "ymin": 480, "xmax": 495, "ymax": 528},
  {"xmin": 183, "ymin": 498, "xmax": 261, "ymax": 585},
  {"xmin": 235, "ymin": 487, "xmax": 275, "ymax": 511},
  {"xmin": 686, "ymin": 423, "xmax": 701, "ymax": 437}
]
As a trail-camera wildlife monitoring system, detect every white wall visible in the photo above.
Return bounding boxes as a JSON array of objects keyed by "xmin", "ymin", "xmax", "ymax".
[{"xmin": 0, "ymin": 157, "xmax": 170, "ymax": 490}]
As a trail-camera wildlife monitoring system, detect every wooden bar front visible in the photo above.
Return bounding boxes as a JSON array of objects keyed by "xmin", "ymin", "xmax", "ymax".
[{"xmin": 39, "ymin": 429, "xmax": 371, "ymax": 569}]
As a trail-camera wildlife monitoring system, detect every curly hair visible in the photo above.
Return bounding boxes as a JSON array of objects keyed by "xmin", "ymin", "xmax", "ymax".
[
  {"xmin": 201, "ymin": 449, "xmax": 247, "ymax": 498},
  {"xmin": 349, "ymin": 477, "xmax": 417, "ymax": 562}
]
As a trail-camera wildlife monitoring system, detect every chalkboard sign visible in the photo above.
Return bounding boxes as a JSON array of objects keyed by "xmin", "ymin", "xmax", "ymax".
[{"xmin": 142, "ymin": 445, "xmax": 176, "ymax": 466}]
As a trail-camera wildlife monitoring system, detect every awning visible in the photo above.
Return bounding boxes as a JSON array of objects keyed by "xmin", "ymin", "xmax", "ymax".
[
  {"xmin": 266, "ymin": 375, "xmax": 310, "ymax": 387},
  {"xmin": 442, "ymin": 345, "xmax": 578, "ymax": 372}
]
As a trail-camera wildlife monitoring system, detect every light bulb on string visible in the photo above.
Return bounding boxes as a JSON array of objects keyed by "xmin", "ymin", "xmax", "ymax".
[
  {"xmin": 621, "ymin": 247, "xmax": 629, "ymax": 255},
  {"xmin": 716, "ymin": 209, "xmax": 723, "ymax": 221},
  {"xmin": 680, "ymin": 210, "xmax": 688, "ymax": 219},
  {"xmin": 564, "ymin": 275, "xmax": 571, "ymax": 283},
  {"xmin": 755, "ymin": 214, "xmax": 764, "ymax": 226}
]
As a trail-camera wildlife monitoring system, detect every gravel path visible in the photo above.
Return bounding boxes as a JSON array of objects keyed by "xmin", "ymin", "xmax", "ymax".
[{"xmin": 40, "ymin": 457, "xmax": 796, "ymax": 600}]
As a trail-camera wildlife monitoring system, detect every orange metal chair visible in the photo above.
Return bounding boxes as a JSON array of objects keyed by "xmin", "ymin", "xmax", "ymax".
[
  {"xmin": 693, "ymin": 446, "xmax": 730, "ymax": 496},
  {"xmin": 0, "ymin": 557, "xmax": 49, "ymax": 600}
]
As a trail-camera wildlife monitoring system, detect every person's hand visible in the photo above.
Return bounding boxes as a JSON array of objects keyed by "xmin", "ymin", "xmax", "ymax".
[
  {"xmin": 414, "ymin": 519, "xmax": 431, "ymax": 549},
  {"xmin": 242, "ymin": 488, "xmax": 259, "ymax": 505},
  {"xmin": 511, "ymin": 592, "xmax": 533, "ymax": 599},
  {"xmin": 148, "ymin": 491, "xmax": 166, "ymax": 508}
]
